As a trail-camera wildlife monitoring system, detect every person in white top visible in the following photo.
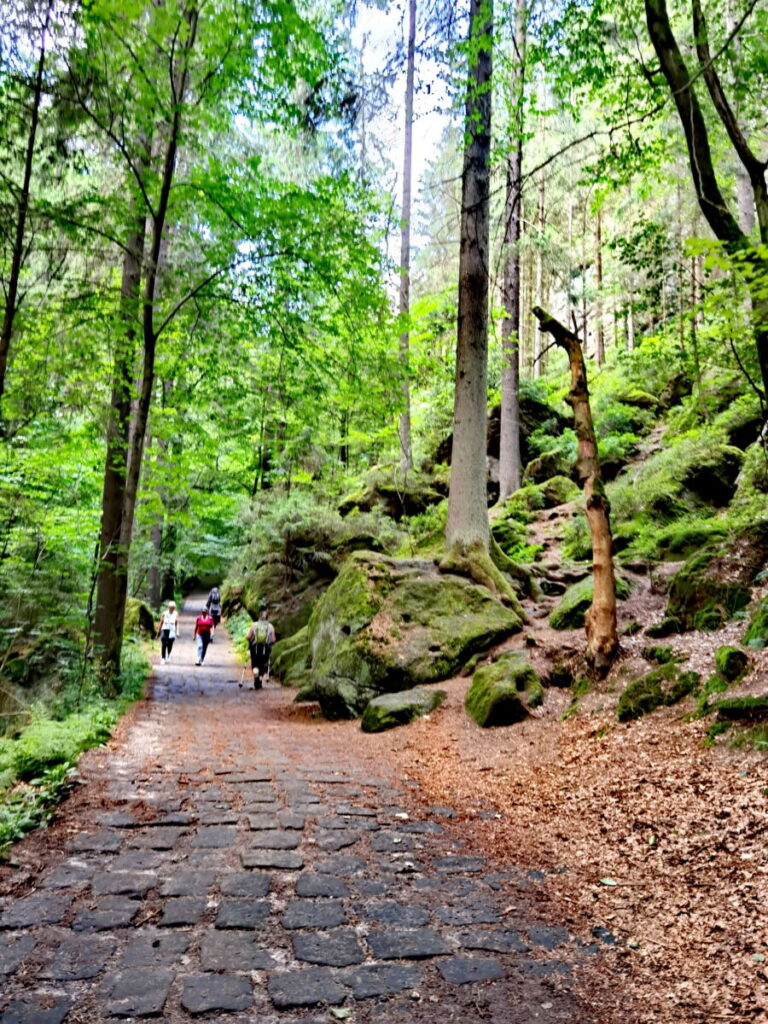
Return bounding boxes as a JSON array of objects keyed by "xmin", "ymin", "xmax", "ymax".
[{"xmin": 157, "ymin": 600, "xmax": 180, "ymax": 663}]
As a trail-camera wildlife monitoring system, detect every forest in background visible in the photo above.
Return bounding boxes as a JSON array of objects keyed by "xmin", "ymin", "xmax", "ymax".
[{"xmin": 0, "ymin": 0, "xmax": 767, "ymax": 851}]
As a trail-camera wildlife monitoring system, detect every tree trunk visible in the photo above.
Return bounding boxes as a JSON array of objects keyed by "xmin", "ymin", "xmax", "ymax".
[
  {"xmin": 533, "ymin": 307, "xmax": 619, "ymax": 672},
  {"xmin": 594, "ymin": 207, "xmax": 604, "ymax": 366},
  {"xmin": 398, "ymin": 0, "xmax": 416, "ymax": 474},
  {"xmin": 533, "ymin": 174, "xmax": 545, "ymax": 376},
  {"xmin": 0, "ymin": 4, "xmax": 50, "ymax": 422},
  {"xmin": 445, "ymin": 0, "xmax": 493, "ymax": 553},
  {"xmin": 498, "ymin": 0, "xmax": 525, "ymax": 502},
  {"xmin": 645, "ymin": 0, "xmax": 768, "ymax": 400}
]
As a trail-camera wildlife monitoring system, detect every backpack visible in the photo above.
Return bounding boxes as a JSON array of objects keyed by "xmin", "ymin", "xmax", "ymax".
[
  {"xmin": 253, "ymin": 620, "xmax": 271, "ymax": 645},
  {"xmin": 209, "ymin": 587, "xmax": 220, "ymax": 607}
]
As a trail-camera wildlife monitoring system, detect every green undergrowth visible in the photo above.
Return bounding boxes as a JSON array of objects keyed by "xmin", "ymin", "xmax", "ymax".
[
  {"xmin": 0, "ymin": 643, "xmax": 149, "ymax": 858},
  {"xmin": 226, "ymin": 608, "xmax": 255, "ymax": 663}
]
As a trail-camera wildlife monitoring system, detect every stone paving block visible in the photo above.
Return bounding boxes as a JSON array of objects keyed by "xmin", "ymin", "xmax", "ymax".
[
  {"xmin": 459, "ymin": 929, "xmax": 531, "ymax": 953},
  {"xmin": 414, "ymin": 876, "xmax": 480, "ymax": 896},
  {"xmin": 434, "ymin": 855, "xmax": 486, "ymax": 873},
  {"xmin": 295, "ymin": 874, "xmax": 349, "ymax": 899},
  {"xmin": 363, "ymin": 902, "xmax": 430, "ymax": 927},
  {"xmin": 437, "ymin": 956, "xmax": 503, "ymax": 985},
  {"xmin": 180, "ymin": 973, "xmax": 253, "ymax": 1013},
  {"xmin": 91, "ymin": 870, "xmax": 157, "ymax": 896},
  {"xmin": 190, "ymin": 826, "xmax": 238, "ymax": 848},
  {"xmin": 152, "ymin": 811, "xmax": 196, "ymax": 826},
  {"xmin": 435, "ymin": 903, "xmax": 501, "ymax": 926},
  {"xmin": 40, "ymin": 860, "xmax": 96, "ymax": 889},
  {"xmin": 0, "ymin": 894, "xmax": 72, "ymax": 929},
  {"xmin": 292, "ymin": 928, "xmax": 365, "ymax": 967},
  {"xmin": 0, "ymin": 993, "xmax": 72, "ymax": 1024},
  {"xmin": 215, "ymin": 899, "xmax": 270, "ymax": 929},
  {"xmin": 249, "ymin": 830, "xmax": 300, "ymax": 850},
  {"xmin": 159, "ymin": 897, "xmax": 208, "ymax": 926},
  {"xmin": 198, "ymin": 809, "xmax": 239, "ymax": 825},
  {"xmin": 278, "ymin": 810, "xmax": 305, "ymax": 830},
  {"xmin": 521, "ymin": 958, "xmax": 572, "ymax": 979},
  {"xmin": 72, "ymin": 896, "xmax": 138, "ymax": 931},
  {"xmin": 0, "ymin": 933, "xmax": 36, "ymax": 975},
  {"xmin": 247, "ymin": 813, "xmax": 280, "ymax": 830},
  {"xmin": 241, "ymin": 802, "xmax": 281, "ymax": 814},
  {"xmin": 241, "ymin": 849, "xmax": 304, "ymax": 870},
  {"xmin": 401, "ymin": 821, "xmax": 443, "ymax": 835},
  {"xmin": 377, "ymin": 856, "xmax": 424, "ymax": 874},
  {"xmin": 119, "ymin": 930, "xmax": 191, "ymax": 967},
  {"xmin": 336, "ymin": 804, "xmax": 378, "ymax": 817},
  {"xmin": 315, "ymin": 854, "xmax": 365, "ymax": 876},
  {"xmin": 219, "ymin": 872, "xmax": 271, "ymax": 898},
  {"xmin": 268, "ymin": 966, "xmax": 347, "ymax": 1008},
  {"xmin": 66, "ymin": 830, "xmax": 123, "ymax": 853},
  {"xmin": 112, "ymin": 850, "xmax": 166, "ymax": 871},
  {"xmin": 128, "ymin": 826, "xmax": 187, "ymax": 849},
  {"xmin": 228, "ymin": 773, "xmax": 273, "ymax": 784},
  {"xmin": 343, "ymin": 963, "xmax": 421, "ymax": 998},
  {"xmin": 527, "ymin": 924, "xmax": 571, "ymax": 950},
  {"xmin": 41, "ymin": 934, "xmax": 115, "ymax": 980},
  {"xmin": 95, "ymin": 812, "xmax": 138, "ymax": 829},
  {"xmin": 158, "ymin": 870, "xmax": 215, "ymax": 897},
  {"xmin": 370, "ymin": 833, "xmax": 414, "ymax": 852},
  {"xmin": 355, "ymin": 879, "xmax": 389, "ymax": 896},
  {"xmin": 200, "ymin": 930, "xmax": 276, "ymax": 971},
  {"xmin": 426, "ymin": 806, "xmax": 457, "ymax": 818},
  {"xmin": 316, "ymin": 830, "xmax": 361, "ymax": 852},
  {"xmin": 101, "ymin": 966, "xmax": 174, "ymax": 1016},
  {"xmin": 367, "ymin": 928, "xmax": 452, "ymax": 960},
  {"xmin": 282, "ymin": 899, "xmax": 346, "ymax": 930}
]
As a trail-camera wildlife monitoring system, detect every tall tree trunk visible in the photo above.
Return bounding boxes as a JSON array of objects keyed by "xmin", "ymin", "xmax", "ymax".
[
  {"xmin": 398, "ymin": 0, "xmax": 417, "ymax": 473},
  {"xmin": 594, "ymin": 207, "xmax": 604, "ymax": 366},
  {"xmin": 533, "ymin": 175, "xmax": 545, "ymax": 376},
  {"xmin": 533, "ymin": 307, "xmax": 618, "ymax": 672},
  {"xmin": 498, "ymin": 0, "xmax": 525, "ymax": 501},
  {"xmin": 0, "ymin": 4, "xmax": 50, "ymax": 423},
  {"xmin": 94, "ymin": 7, "xmax": 199, "ymax": 689},
  {"xmin": 445, "ymin": 0, "xmax": 493, "ymax": 554},
  {"xmin": 645, "ymin": 0, "xmax": 768, "ymax": 401}
]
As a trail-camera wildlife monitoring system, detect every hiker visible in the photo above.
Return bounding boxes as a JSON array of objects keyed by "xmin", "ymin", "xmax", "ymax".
[
  {"xmin": 194, "ymin": 605, "xmax": 214, "ymax": 665},
  {"xmin": 157, "ymin": 600, "xmax": 179, "ymax": 664},
  {"xmin": 206, "ymin": 585, "xmax": 222, "ymax": 636},
  {"xmin": 246, "ymin": 608, "xmax": 275, "ymax": 689}
]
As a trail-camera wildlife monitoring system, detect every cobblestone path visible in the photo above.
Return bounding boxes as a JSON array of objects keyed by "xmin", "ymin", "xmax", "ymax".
[{"xmin": 0, "ymin": 597, "xmax": 604, "ymax": 1023}]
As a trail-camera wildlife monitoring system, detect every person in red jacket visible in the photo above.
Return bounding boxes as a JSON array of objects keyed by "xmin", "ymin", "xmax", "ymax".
[{"xmin": 194, "ymin": 606, "xmax": 214, "ymax": 665}]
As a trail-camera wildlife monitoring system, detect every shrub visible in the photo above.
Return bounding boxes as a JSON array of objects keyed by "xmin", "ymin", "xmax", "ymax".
[{"xmin": 11, "ymin": 710, "xmax": 115, "ymax": 780}]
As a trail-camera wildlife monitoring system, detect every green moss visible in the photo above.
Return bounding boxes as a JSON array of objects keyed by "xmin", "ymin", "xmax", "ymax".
[
  {"xmin": 550, "ymin": 575, "xmax": 632, "ymax": 630},
  {"xmin": 666, "ymin": 543, "xmax": 751, "ymax": 632},
  {"xmin": 617, "ymin": 663, "xmax": 700, "ymax": 722},
  {"xmin": 538, "ymin": 475, "xmax": 580, "ymax": 507},
  {"xmin": 361, "ymin": 687, "xmax": 446, "ymax": 733},
  {"xmin": 714, "ymin": 646, "xmax": 748, "ymax": 681},
  {"xmin": 641, "ymin": 645, "xmax": 678, "ymax": 665},
  {"xmin": 743, "ymin": 599, "xmax": 768, "ymax": 648},
  {"xmin": 270, "ymin": 626, "xmax": 311, "ymax": 688},
  {"xmin": 11, "ymin": 711, "xmax": 115, "ymax": 780},
  {"xmin": 466, "ymin": 654, "xmax": 543, "ymax": 728},
  {"xmin": 713, "ymin": 695, "xmax": 768, "ymax": 720}
]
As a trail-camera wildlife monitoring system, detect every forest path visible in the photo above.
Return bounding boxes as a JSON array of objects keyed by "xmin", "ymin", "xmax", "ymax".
[{"xmin": 0, "ymin": 593, "xmax": 601, "ymax": 1023}]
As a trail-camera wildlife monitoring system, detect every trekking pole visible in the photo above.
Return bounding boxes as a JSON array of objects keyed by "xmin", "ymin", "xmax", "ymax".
[{"xmin": 238, "ymin": 663, "xmax": 245, "ymax": 689}]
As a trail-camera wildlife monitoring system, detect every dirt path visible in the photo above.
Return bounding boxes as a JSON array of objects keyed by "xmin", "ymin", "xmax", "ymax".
[{"xmin": 0, "ymin": 594, "xmax": 605, "ymax": 1024}]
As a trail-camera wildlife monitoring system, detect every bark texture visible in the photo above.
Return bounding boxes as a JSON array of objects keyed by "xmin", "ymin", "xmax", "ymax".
[
  {"xmin": 398, "ymin": 0, "xmax": 417, "ymax": 473},
  {"xmin": 445, "ymin": 0, "xmax": 493, "ymax": 552},
  {"xmin": 533, "ymin": 307, "xmax": 618, "ymax": 672}
]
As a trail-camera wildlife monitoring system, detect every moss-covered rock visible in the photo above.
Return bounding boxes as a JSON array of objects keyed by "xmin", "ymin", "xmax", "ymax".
[
  {"xmin": 549, "ymin": 575, "xmax": 632, "ymax": 630},
  {"xmin": 539, "ymin": 475, "xmax": 580, "ymax": 508},
  {"xmin": 713, "ymin": 695, "xmax": 768, "ymax": 721},
  {"xmin": 465, "ymin": 654, "xmax": 543, "ymax": 728},
  {"xmin": 743, "ymin": 599, "xmax": 768, "ymax": 649},
  {"xmin": 523, "ymin": 450, "xmax": 573, "ymax": 485},
  {"xmin": 124, "ymin": 598, "xmax": 155, "ymax": 638},
  {"xmin": 339, "ymin": 469, "xmax": 445, "ymax": 521},
  {"xmin": 307, "ymin": 553, "xmax": 522, "ymax": 719},
  {"xmin": 679, "ymin": 444, "xmax": 743, "ymax": 507},
  {"xmin": 641, "ymin": 645, "xmax": 678, "ymax": 665},
  {"xmin": 714, "ymin": 646, "xmax": 748, "ymax": 681},
  {"xmin": 270, "ymin": 626, "xmax": 312, "ymax": 689},
  {"xmin": 665, "ymin": 535, "xmax": 761, "ymax": 632},
  {"xmin": 361, "ymin": 686, "xmax": 446, "ymax": 733},
  {"xmin": 617, "ymin": 663, "xmax": 700, "ymax": 722}
]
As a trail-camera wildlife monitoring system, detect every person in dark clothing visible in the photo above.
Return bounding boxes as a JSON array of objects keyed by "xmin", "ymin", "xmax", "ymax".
[
  {"xmin": 246, "ymin": 608, "xmax": 275, "ymax": 689},
  {"xmin": 206, "ymin": 586, "xmax": 222, "ymax": 635}
]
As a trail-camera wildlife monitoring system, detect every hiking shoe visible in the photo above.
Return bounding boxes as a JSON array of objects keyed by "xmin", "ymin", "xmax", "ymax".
[{"xmin": 195, "ymin": 659, "xmax": 201, "ymax": 666}]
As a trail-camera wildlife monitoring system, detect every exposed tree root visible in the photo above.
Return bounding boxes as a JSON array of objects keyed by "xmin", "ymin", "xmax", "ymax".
[
  {"xmin": 439, "ymin": 540, "xmax": 528, "ymax": 622},
  {"xmin": 489, "ymin": 536, "xmax": 540, "ymax": 601}
]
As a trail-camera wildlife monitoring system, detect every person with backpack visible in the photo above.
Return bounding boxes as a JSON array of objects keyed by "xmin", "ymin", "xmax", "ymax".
[
  {"xmin": 194, "ymin": 606, "xmax": 215, "ymax": 666},
  {"xmin": 246, "ymin": 608, "xmax": 275, "ymax": 689},
  {"xmin": 206, "ymin": 586, "xmax": 222, "ymax": 636},
  {"xmin": 157, "ymin": 600, "xmax": 179, "ymax": 663}
]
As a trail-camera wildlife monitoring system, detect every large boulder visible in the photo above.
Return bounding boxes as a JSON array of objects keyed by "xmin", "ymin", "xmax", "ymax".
[
  {"xmin": 522, "ymin": 450, "xmax": 574, "ymax": 485},
  {"xmin": 270, "ymin": 626, "xmax": 312, "ymax": 690},
  {"xmin": 616, "ymin": 663, "xmax": 700, "ymax": 722},
  {"xmin": 665, "ymin": 524, "xmax": 768, "ymax": 631},
  {"xmin": 550, "ymin": 575, "xmax": 632, "ymax": 630},
  {"xmin": 339, "ymin": 469, "xmax": 446, "ymax": 521},
  {"xmin": 465, "ymin": 654, "xmax": 543, "ymax": 728},
  {"xmin": 307, "ymin": 553, "xmax": 522, "ymax": 719},
  {"xmin": 124, "ymin": 598, "xmax": 156, "ymax": 638},
  {"xmin": 361, "ymin": 687, "xmax": 446, "ymax": 733}
]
